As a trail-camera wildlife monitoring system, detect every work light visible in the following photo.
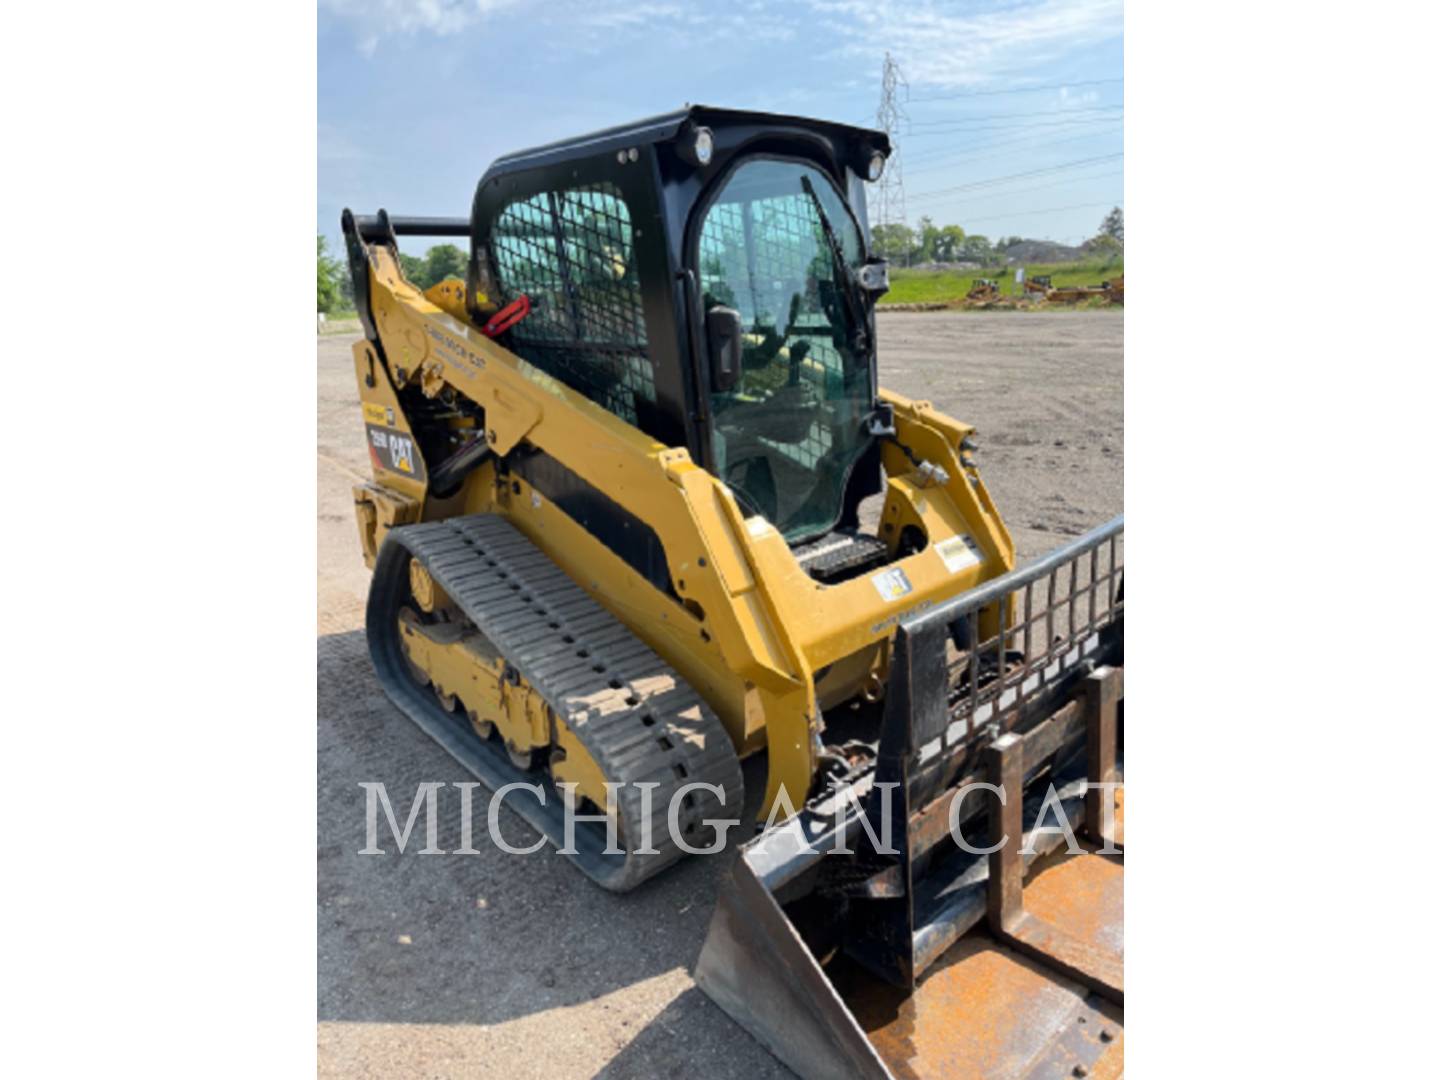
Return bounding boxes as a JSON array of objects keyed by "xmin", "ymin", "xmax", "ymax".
[{"xmin": 680, "ymin": 126, "xmax": 714, "ymax": 168}]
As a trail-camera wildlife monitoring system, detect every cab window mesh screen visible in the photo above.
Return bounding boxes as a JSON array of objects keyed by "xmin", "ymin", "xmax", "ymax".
[{"xmin": 490, "ymin": 184, "xmax": 654, "ymax": 428}]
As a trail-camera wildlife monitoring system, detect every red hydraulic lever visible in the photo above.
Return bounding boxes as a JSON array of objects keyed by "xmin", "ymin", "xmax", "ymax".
[{"xmin": 480, "ymin": 294, "xmax": 531, "ymax": 338}]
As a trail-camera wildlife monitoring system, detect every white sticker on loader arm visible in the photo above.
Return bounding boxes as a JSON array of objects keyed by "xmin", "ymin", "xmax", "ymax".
[
  {"xmin": 871, "ymin": 567, "xmax": 914, "ymax": 602},
  {"xmin": 936, "ymin": 534, "xmax": 983, "ymax": 574}
]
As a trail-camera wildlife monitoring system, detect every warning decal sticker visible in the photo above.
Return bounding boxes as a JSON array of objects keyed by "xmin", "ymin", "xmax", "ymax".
[
  {"xmin": 936, "ymin": 534, "xmax": 983, "ymax": 574},
  {"xmin": 871, "ymin": 566, "xmax": 914, "ymax": 602}
]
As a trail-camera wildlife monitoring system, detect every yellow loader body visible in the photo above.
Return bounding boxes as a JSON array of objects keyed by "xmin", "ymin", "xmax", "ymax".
[{"xmin": 342, "ymin": 105, "xmax": 1123, "ymax": 1078}]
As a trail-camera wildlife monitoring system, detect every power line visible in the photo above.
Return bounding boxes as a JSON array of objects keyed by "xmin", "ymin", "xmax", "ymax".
[
  {"xmin": 907, "ymin": 77, "xmax": 1123, "ymax": 104},
  {"xmin": 906, "ymin": 113, "xmax": 1123, "ymax": 140},
  {"xmin": 911, "ymin": 170, "xmax": 1124, "ymax": 209},
  {"xmin": 907, "ymin": 123, "xmax": 1123, "ymax": 173},
  {"xmin": 908, "ymin": 153, "xmax": 1124, "ymax": 203},
  {"xmin": 905, "ymin": 112, "xmax": 1123, "ymax": 158},
  {"xmin": 898, "ymin": 119, "xmax": 1123, "ymax": 169},
  {"xmin": 906, "ymin": 104, "xmax": 1123, "ymax": 129},
  {"xmin": 852, "ymin": 77, "xmax": 1123, "ymax": 128},
  {"xmin": 953, "ymin": 200, "xmax": 1120, "ymax": 226}
]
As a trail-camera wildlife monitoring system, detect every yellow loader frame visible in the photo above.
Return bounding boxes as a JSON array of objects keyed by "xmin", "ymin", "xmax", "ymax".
[{"xmin": 350, "ymin": 242, "xmax": 1015, "ymax": 817}]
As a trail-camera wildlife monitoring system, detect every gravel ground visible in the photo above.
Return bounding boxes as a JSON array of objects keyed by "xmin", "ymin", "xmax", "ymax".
[{"xmin": 317, "ymin": 310, "xmax": 1122, "ymax": 1078}]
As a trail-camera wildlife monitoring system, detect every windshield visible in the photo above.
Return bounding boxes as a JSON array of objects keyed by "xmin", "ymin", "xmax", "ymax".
[{"xmin": 696, "ymin": 159, "xmax": 873, "ymax": 543}]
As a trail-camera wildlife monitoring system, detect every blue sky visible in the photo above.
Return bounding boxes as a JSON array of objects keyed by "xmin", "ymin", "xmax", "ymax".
[{"xmin": 319, "ymin": 0, "xmax": 1123, "ymax": 257}]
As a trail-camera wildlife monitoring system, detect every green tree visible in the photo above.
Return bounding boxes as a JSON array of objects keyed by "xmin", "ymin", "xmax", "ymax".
[
  {"xmin": 959, "ymin": 234, "xmax": 993, "ymax": 263},
  {"xmin": 317, "ymin": 236, "xmax": 342, "ymax": 314},
  {"xmin": 338, "ymin": 262, "xmax": 355, "ymax": 309},
  {"xmin": 399, "ymin": 252, "xmax": 427, "ymax": 287},
  {"xmin": 423, "ymin": 244, "xmax": 467, "ymax": 287},
  {"xmin": 916, "ymin": 216, "xmax": 941, "ymax": 262},
  {"xmin": 397, "ymin": 244, "xmax": 467, "ymax": 290},
  {"xmin": 1083, "ymin": 233, "xmax": 1123, "ymax": 259},
  {"xmin": 1098, "ymin": 207, "xmax": 1123, "ymax": 246},
  {"xmin": 933, "ymin": 224, "xmax": 966, "ymax": 262},
  {"xmin": 870, "ymin": 222, "xmax": 917, "ymax": 263}
]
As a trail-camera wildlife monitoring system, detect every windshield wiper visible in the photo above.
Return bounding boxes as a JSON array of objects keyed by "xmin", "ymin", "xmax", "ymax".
[{"xmin": 800, "ymin": 176, "xmax": 869, "ymax": 354}]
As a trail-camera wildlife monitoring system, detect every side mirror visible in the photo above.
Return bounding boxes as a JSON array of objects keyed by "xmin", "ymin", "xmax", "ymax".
[{"xmin": 706, "ymin": 306, "xmax": 742, "ymax": 393}]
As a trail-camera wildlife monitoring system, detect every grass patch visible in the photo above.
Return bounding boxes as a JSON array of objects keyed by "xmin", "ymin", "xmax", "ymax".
[
  {"xmin": 881, "ymin": 258, "xmax": 1123, "ymax": 306},
  {"xmin": 318, "ymin": 313, "xmax": 361, "ymax": 336}
]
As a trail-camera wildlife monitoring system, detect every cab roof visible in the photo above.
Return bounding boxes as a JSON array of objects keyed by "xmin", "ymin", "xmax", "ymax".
[{"xmin": 481, "ymin": 105, "xmax": 890, "ymax": 182}]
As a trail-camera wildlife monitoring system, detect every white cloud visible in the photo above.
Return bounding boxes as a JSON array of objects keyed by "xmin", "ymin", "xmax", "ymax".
[
  {"xmin": 804, "ymin": 0, "xmax": 1124, "ymax": 89},
  {"xmin": 320, "ymin": 0, "xmax": 1120, "ymax": 80},
  {"xmin": 1060, "ymin": 86, "xmax": 1101, "ymax": 106},
  {"xmin": 577, "ymin": 2, "xmax": 691, "ymax": 31},
  {"xmin": 319, "ymin": 0, "xmax": 525, "ymax": 55},
  {"xmin": 320, "ymin": 0, "xmax": 716, "ymax": 55}
]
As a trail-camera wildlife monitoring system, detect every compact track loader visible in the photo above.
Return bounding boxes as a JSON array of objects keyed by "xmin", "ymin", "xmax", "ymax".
[
  {"xmin": 343, "ymin": 106, "xmax": 1124, "ymax": 1078},
  {"xmin": 966, "ymin": 278, "xmax": 1001, "ymax": 302}
]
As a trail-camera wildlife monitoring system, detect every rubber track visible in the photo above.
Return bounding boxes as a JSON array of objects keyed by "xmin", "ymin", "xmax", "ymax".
[{"xmin": 367, "ymin": 514, "xmax": 744, "ymax": 892}]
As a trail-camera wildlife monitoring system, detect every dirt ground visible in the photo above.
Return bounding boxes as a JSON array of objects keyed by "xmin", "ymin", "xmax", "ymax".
[{"xmin": 317, "ymin": 310, "xmax": 1122, "ymax": 1078}]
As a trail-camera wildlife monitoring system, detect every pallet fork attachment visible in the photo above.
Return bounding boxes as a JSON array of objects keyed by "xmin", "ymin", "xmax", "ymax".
[{"xmin": 696, "ymin": 517, "xmax": 1125, "ymax": 1079}]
